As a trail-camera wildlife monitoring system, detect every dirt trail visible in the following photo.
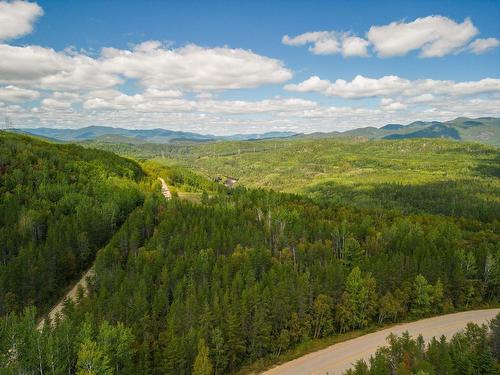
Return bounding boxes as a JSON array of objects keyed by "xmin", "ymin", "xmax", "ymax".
[
  {"xmin": 38, "ymin": 177, "xmax": 171, "ymax": 329},
  {"xmin": 158, "ymin": 177, "xmax": 172, "ymax": 199},
  {"xmin": 262, "ymin": 308, "xmax": 500, "ymax": 375},
  {"xmin": 37, "ymin": 267, "xmax": 94, "ymax": 329}
]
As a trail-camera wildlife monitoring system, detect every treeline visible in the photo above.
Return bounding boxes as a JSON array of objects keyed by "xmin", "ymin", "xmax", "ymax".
[
  {"xmin": 0, "ymin": 132, "xmax": 144, "ymax": 315},
  {"xmin": 309, "ymin": 178, "xmax": 500, "ymax": 222},
  {"xmin": 2, "ymin": 184, "xmax": 498, "ymax": 374},
  {"xmin": 345, "ymin": 315, "xmax": 500, "ymax": 374}
]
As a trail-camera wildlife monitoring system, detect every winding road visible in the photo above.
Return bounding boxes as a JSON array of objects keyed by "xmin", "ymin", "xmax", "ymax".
[{"xmin": 262, "ymin": 308, "xmax": 500, "ymax": 375}]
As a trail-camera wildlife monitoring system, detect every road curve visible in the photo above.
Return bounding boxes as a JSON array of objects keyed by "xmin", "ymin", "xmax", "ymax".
[{"xmin": 262, "ymin": 308, "xmax": 500, "ymax": 375}]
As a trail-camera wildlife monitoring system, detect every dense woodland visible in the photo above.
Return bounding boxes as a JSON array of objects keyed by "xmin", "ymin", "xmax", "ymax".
[
  {"xmin": 345, "ymin": 316, "xmax": 500, "ymax": 375},
  {"xmin": 1, "ymin": 133, "xmax": 499, "ymax": 374},
  {"xmin": 0, "ymin": 132, "xmax": 144, "ymax": 315},
  {"xmin": 86, "ymin": 137, "xmax": 500, "ymax": 222},
  {"xmin": 2, "ymin": 185, "xmax": 499, "ymax": 373}
]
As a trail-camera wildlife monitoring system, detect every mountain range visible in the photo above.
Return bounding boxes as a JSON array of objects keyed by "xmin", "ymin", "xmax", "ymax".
[
  {"xmin": 10, "ymin": 117, "xmax": 500, "ymax": 146},
  {"xmin": 297, "ymin": 117, "xmax": 500, "ymax": 146},
  {"xmin": 10, "ymin": 126, "xmax": 296, "ymax": 144}
]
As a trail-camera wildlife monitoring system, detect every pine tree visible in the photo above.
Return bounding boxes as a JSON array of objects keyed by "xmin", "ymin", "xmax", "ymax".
[{"xmin": 193, "ymin": 338, "xmax": 213, "ymax": 375}]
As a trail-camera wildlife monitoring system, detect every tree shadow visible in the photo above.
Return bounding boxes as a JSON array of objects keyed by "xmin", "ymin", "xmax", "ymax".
[{"xmin": 307, "ymin": 179, "xmax": 500, "ymax": 222}]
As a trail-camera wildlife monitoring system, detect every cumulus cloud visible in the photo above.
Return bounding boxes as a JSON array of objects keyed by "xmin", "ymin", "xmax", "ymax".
[
  {"xmin": 380, "ymin": 98, "xmax": 407, "ymax": 111},
  {"xmin": 41, "ymin": 98, "xmax": 72, "ymax": 110},
  {"xmin": 367, "ymin": 16, "xmax": 478, "ymax": 57},
  {"xmin": 285, "ymin": 75, "xmax": 500, "ymax": 99},
  {"xmin": 196, "ymin": 98, "xmax": 318, "ymax": 114},
  {"xmin": 5, "ymin": 93, "xmax": 500, "ymax": 134},
  {"xmin": 0, "ymin": 44, "xmax": 122, "ymax": 90},
  {"xmin": 0, "ymin": 85, "xmax": 39, "ymax": 102},
  {"xmin": 0, "ymin": 0, "xmax": 43, "ymax": 41},
  {"xmin": 282, "ymin": 32, "xmax": 369, "ymax": 57},
  {"xmin": 81, "ymin": 93, "xmax": 317, "ymax": 115},
  {"xmin": 0, "ymin": 41, "xmax": 292, "ymax": 93},
  {"xmin": 467, "ymin": 37, "xmax": 500, "ymax": 54},
  {"xmin": 283, "ymin": 15, "xmax": 497, "ymax": 58},
  {"xmin": 101, "ymin": 41, "xmax": 292, "ymax": 91},
  {"xmin": 0, "ymin": 4, "xmax": 497, "ymax": 134}
]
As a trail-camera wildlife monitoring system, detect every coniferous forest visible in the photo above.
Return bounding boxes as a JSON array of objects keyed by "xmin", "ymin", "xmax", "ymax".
[
  {"xmin": 0, "ymin": 132, "xmax": 144, "ymax": 316},
  {"xmin": 1, "ymin": 132, "xmax": 499, "ymax": 374}
]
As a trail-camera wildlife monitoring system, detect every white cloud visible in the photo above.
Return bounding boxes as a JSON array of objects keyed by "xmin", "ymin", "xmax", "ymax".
[
  {"xmin": 284, "ymin": 16, "xmax": 497, "ymax": 58},
  {"xmin": 0, "ymin": 41, "xmax": 292, "ymax": 93},
  {"xmin": 285, "ymin": 75, "xmax": 500, "ymax": 99},
  {"xmin": 196, "ymin": 98, "xmax": 318, "ymax": 114},
  {"xmin": 285, "ymin": 75, "xmax": 409, "ymax": 98},
  {"xmin": 143, "ymin": 88, "xmax": 183, "ymax": 98},
  {"xmin": 0, "ymin": 44, "xmax": 122, "ymax": 90},
  {"xmin": 380, "ymin": 98, "xmax": 407, "ymax": 111},
  {"xmin": 0, "ymin": 1, "xmax": 43, "ymax": 41},
  {"xmin": 101, "ymin": 41, "xmax": 293, "ymax": 91},
  {"xmin": 6, "ymin": 93, "xmax": 500, "ymax": 134},
  {"xmin": 81, "ymin": 93, "xmax": 317, "ymax": 115},
  {"xmin": 342, "ymin": 36, "xmax": 370, "ymax": 57},
  {"xmin": 0, "ymin": 85, "xmax": 39, "ymax": 102},
  {"xmin": 41, "ymin": 98, "xmax": 72, "ymax": 110},
  {"xmin": 367, "ymin": 16, "xmax": 478, "ymax": 57},
  {"xmin": 282, "ymin": 32, "xmax": 369, "ymax": 57},
  {"xmin": 467, "ymin": 37, "xmax": 500, "ymax": 54}
]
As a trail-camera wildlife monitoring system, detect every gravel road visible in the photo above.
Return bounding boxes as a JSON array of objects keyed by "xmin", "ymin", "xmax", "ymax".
[{"xmin": 262, "ymin": 308, "xmax": 500, "ymax": 375}]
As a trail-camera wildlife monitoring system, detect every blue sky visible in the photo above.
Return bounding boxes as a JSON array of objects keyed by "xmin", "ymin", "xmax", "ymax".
[{"xmin": 1, "ymin": 0, "xmax": 499, "ymax": 134}]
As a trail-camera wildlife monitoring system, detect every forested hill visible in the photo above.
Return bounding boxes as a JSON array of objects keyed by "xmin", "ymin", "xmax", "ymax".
[
  {"xmin": 0, "ymin": 131, "xmax": 144, "ymax": 315},
  {"xmin": 93, "ymin": 137, "xmax": 500, "ymax": 222},
  {"xmin": 1, "ymin": 133, "xmax": 499, "ymax": 374}
]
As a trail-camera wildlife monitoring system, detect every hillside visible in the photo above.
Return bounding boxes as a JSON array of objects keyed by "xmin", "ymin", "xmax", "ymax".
[
  {"xmin": 119, "ymin": 137, "xmax": 500, "ymax": 222},
  {"xmin": 331, "ymin": 117, "xmax": 500, "ymax": 146},
  {"xmin": 0, "ymin": 131, "xmax": 144, "ymax": 315},
  {"xmin": 3, "ymin": 168, "xmax": 499, "ymax": 374},
  {"xmin": 1, "ymin": 133, "xmax": 499, "ymax": 374}
]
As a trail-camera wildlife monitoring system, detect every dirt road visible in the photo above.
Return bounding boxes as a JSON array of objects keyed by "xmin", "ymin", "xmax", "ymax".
[
  {"xmin": 262, "ymin": 308, "xmax": 500, "ymax": 375},
  {"xmin": 158, "ymin": 177, "xmax": 172, "ymax": 199},
  {"xmin": 38, "ymin": 177, "xmax": 171, "ymax": 329},
  {"xmin": 37, "ymin": 267, "xmax": 94, "ymax": 329}
]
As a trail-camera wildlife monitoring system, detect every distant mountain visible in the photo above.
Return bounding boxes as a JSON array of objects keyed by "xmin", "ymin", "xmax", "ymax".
[
  {"xmin": 11, "ymin": 126, "xmax": 217, "ymax": 143},
  {"xmin": 11, "ymin": 117, "xmax": 499, "ymax": 146},
  {"xmin": 11, "ymin": 126, "xmax": 297, "ymax": 144},
  {"xmin": 301, "ymin": 117, "xmax": 500, "ymax": 146}
]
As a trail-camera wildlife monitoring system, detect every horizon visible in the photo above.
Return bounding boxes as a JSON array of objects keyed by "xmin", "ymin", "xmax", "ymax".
[
  {"xmin": 1, "ymin": 0, "xmax": 499, "ymax": 135},
  {"xmin": 8, "ymin": 115, "xmax": 497, "ymax": 137}
]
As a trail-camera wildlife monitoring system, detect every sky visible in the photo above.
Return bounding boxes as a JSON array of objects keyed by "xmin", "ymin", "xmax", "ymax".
[{"xmin": 0, "ymin": 0, "xmax": 499, "ymax": 135}]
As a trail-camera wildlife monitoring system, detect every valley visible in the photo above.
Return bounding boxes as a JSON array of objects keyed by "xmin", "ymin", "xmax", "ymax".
[
  {"xmin": 1, "ymin": 1, "xmax": 499, "ymax": 373},
  {"xmin": 1, "ymin": 130, "xmax": 499, "ymax": 374}
]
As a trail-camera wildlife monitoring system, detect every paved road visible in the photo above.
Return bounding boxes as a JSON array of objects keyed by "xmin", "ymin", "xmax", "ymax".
[{"xmin": 262, "ymin": 308, "xmax": 500, "ymax": 375}]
